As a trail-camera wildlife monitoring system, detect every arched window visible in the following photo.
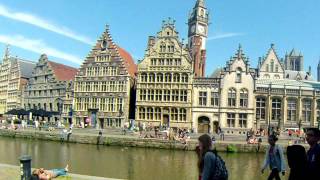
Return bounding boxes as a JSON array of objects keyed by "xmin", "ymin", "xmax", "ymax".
[
  {"xmin": 256, "ymin": 97, "xmax": 266, "ymax": 120},
  {"xmin": 179, "ymin": 108, "xmax": 187, "ymax": 121},
  {"xmin": 287, "ymin": 99, "xmax": 297, "ymax": 121},
  {"xmin": 271, "ymin": 98, "xmax": 281, "ymax": 120},
  {"xmin": 274, "ymin": 75, "xmax": 280, "ymax": 79},
  {"xmin": 240, "ymin": 89, "xmax": 248, "ymax": 107},
  {"xmin": 228, "ymin": 88, "xmax": 236, "ymax": 107},
  {"xmin": 171, "ymin": 108, "xmax": 178, "ymax": 121},
  {"xmin": 264, "ymin": 74, "xmax": 270, "ymax": 79},
  {"xmin": 302, "ymin": 99, "xmax": 312, "ymax": 122},
  {"xmin": 173, "ymin": 73, "xmax": 180, "ymax": 82},
  {"xmin": 165, "ymin": 73, "xmax": 171, "ymax": 82},
  {"xmin": 149, "ymin": 73, "xmax": 155, "ymax": 82},
  {"xmin": 139, "ymin": 107, "xmax": 145, "ymax": 119},
  {"xmin": 156, "ymin": 73, "xmax": 163, "ymax": 82},
  {"xmin": 200, "ymin": 9, "xmax": 205, "ymax": 17},
  {"xmin": 141, "ymin": 73, "xmax": 147, "ymax": 82},
  {"xmin": 182, "ymin": 73, "xmax": 188, "ymax": 83}
]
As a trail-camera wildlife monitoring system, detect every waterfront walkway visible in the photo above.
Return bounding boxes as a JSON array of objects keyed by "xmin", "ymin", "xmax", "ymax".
[
  {"xmin": 0, "ymin": 163, "xmax": 125, "ymax": 180},
  {"xmin": 0, "ymin": 127, "xmax": 309, "ymax": 153}
]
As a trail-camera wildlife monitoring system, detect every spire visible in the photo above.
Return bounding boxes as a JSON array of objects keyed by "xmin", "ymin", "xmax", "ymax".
[
  {"xmin": 289, "ymin": 48, "xmax": 298, "ymax": 56},
  {"xmin": 3, "ymin": 44, "xmax": 10, "ymax": 59}
]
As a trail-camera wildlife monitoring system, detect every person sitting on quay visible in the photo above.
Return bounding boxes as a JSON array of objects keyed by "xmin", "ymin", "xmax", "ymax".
[{"xmin": 32, "ymin": 164, "xmax": 69, "ymax": 180}]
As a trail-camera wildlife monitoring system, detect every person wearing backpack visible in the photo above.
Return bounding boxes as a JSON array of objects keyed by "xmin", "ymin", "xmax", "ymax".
[
  {"xmin": 261, "ymin": 135, "xmax": 286, "ymax": 180},
  {"xmin": 197, "ymin": 134, "xmax": 228, "ymax": 180}
]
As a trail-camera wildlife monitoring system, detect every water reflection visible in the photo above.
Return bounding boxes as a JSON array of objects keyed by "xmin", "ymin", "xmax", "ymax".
[{"xmin": 0, "ymin": 137, "xmax": 289, "ymax": 180}]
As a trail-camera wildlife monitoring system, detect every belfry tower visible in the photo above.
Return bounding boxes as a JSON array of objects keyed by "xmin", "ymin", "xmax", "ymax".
[{"xmin": 188, "ymin": 0, "xmax": 209, "ymax": 77}]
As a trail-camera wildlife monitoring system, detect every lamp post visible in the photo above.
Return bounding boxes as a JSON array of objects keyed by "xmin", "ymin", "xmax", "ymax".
[
  {"xmin": 57, "ymin": 98, "xmax": 63, "ymax": 125},
  {"xmin": 119, "ymin": 109, "xmax": 123, "ymax": 128}
]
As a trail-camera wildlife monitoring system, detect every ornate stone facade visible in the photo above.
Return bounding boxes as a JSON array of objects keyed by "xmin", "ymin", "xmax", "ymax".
[
  {"xmin": 255, "ymin": 45, "xmax": 320, "ymax": 130},
  {"xmin": 135, "ymin": 20, "xmax": 193, "ymax": 128},
  {"xmin": 73, "ymin": 26, "xmax": 136, "ymax": 128},
  {"xmin": 0, "ymin": 46, "xmax": 35, "ymax": 116},
  {"xmin": 23, "ymin": 54, "xmax": 77, "ymax": 121}
]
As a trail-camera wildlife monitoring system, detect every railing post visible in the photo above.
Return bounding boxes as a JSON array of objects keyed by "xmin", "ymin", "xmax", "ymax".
[{"xmin": 19, "ymin": 155, "xmax": 31, "ymax": 180}]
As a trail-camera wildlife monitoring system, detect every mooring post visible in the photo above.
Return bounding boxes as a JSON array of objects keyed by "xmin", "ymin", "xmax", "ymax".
[{"xmin": 19, "ymin": 155, "xmax": 31, "ymax": 180}]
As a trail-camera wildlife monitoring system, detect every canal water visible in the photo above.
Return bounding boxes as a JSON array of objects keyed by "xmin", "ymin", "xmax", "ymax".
[{"xmin": 0, "ymin": 137, "xmax": 289, "ymax": 180}]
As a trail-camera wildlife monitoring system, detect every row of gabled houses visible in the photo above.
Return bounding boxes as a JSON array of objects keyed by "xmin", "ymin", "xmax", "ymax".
[{"xmin": 1, "ymin": 0, "xmax": 320, "ymax": 134}]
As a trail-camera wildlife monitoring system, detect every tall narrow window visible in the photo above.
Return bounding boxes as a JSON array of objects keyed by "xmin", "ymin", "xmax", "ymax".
[
  {"xmin": 302, "ymin": 99, "xmax": 312, "ymax": 122},
  {"xmin": 165, "ymin": 73, "xmax": 171, "ymax": 82},
  {"xmin": 139, "ymin": 107, "xmax": 145, "ymax": 119},
  {"xmin": 239, "ymin": 114, "xmax": 247, "ymax": 128},
  {"xmin": 164, "ymin": 90, "xmax": 170, "ymax": 102},
  {"xmin": 155, "ymin": 108, "xmax": 161, "ymax": 120},
  {"xmin": 271, "ymin": 99, "xmax": 281, "ymax": 121},
  {"xmin": 179, "ymin": 108, "xmax": 187, "ymax": 121},
  {"xmin": 240, "ymin": 89, "xmax": 248, "ymax": 108},
  {"xmin": 147, "ymin": 107, "xmax": 153, "ymax": 120},
  {"xmin": 270, "ymin": 60, "xmax": 274, "ymax": 72},
  {"xmin": 171, "ymin": 108, "xmax": 178, "ymax": 121},
  {"xmin": 256, "ymin": 97, "xmax": 266, "ymax": 120},
  {"xmin": 181, "ymin": 73, "xmax": 188, "ymax": 83},
  {"xmin": 287, "ymin": 99, "xmax": 297, "ymax": 121},
  {"xmin": 149, "ymin": 73, "xmax": 155, "ymax": 82},
  {"xmin": 157, "ymin": 73, "xmax": 163, "ymax": 82},
  {"xmin": 227, "ymin": 113, "xmax": 235, "ymax": 128},
  {"xmin": 228, "ymin": 88, "xmax": 236, "ymax": 107},
  {"xmin": 199, "ymin": 91, "xmax": 207, "ymax": 106},
  {"xmin": 236, "ymin": 68, "xmax": 242, "ymax": 83},
  {"xmin": 211, "ymin": 92, "xmax": 219, "ymax": 107}
]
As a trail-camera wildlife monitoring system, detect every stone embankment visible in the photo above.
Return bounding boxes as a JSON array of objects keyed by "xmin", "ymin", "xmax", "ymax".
[{"xmin": 0, "ymin": 129, "xmax": 308, "ymax": 153}]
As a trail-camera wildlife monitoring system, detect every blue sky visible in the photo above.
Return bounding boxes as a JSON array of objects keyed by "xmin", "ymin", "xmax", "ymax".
[{"xmin": 0, "ymin": 0, "xmax": 319, "ymax": 77}]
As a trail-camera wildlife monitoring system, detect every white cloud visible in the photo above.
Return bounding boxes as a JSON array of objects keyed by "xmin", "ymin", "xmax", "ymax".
[
  {"xmin": 0, "ymin": 34, "xmax": 82, "ymax": 64},
  {"xmin": 207, "ymin": 33, "xmax": 244, "ymax": 41},
  {"xmin": 0, "ymin": 4, "xmax": 94, "ymax": 45}
]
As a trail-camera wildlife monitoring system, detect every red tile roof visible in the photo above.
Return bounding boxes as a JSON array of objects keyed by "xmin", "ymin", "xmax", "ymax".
[
  {"xmin": 117, "ymin": 46, "xmax": 137, "ymax": 77},
  {"xmin": 48, "ymin": 61, "xmax": 78, "ymax": 81}
]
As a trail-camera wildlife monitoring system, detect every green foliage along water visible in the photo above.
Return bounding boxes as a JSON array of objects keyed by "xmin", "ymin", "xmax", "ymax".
[{"xmin": 0, "ymin": 137, "xmax": 289, "ymax": 180}]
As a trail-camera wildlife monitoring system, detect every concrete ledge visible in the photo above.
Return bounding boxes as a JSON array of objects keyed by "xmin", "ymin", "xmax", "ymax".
[
  {"xmin": 0, "ymin": 163, "xmax": 125, "ymax": 180},
  {"xmin": 0, "ymin": 129, "xmax": 309, "ymax": 153}
]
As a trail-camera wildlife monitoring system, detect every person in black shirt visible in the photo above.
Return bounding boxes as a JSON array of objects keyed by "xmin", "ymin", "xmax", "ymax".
[{"xmin": 305, "ymin": 128, "xmax": 320, "ymax": 179}]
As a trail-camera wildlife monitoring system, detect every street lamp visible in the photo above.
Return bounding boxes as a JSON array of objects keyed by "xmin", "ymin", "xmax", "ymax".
[{"xmin": 119, "ymin": 109, "xmax": 123, "ymax": 127}]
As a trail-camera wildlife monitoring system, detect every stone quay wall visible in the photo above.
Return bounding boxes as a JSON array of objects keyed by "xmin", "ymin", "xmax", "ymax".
[{"xmin": 0, "ymin": 129, "xmax": 308, "ymax": 153}]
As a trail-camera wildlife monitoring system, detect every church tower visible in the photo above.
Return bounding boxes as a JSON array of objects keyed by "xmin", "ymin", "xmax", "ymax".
[
  {"xmin": 188, "ymin": 0, "xmax": 209, "ymax": 77},
  {"xmin": 284, "ymin": 49, "xmax": 304, "ymax": 71},
  {"xmin": 318, "ymin": 59, "xmax": 320, "ymax": 82}
]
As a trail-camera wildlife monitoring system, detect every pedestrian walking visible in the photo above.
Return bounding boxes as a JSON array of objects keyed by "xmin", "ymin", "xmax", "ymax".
[
  {"xmin": 305, "ymin": 128, "xmax": 320, "ymax": 179},
  {"xmin": 197, "ymin": 134, "xmax": 228, "ymax": 180},
  {"xmin": 286, "ymin": 145, "xmax": 307, "ymax": 180},
  {"xmin": 261, "ymin": 135, "xmax": 286, "ymax": 180}
]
